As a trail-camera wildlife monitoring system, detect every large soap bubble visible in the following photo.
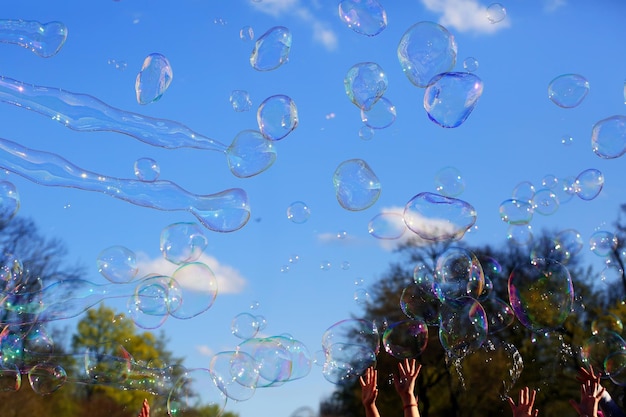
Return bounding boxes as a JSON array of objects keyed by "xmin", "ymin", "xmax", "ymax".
[
  {"xmin": 591, "ymin": 115, "xmax": 626, "ymax": 159},
  {"xmin": 423, "ymin": 72, "xmax": 484, "ymax": 128},
  {"xmin": 135, "ymin": 53, "xmax": 173, "ymax": 105},
  {"xmin": 547, "ymin": 74, "xmax": 590, "ymax": 108},
  {"xmin": 344, "ymin": 62, "xmax": 388, "ymax": 110},
  {"xmin": 438, "ymin": 297, "xmax": 488, "ymax": 359},
  {"xmin": 573, "ymin": 168, "xmax": 604, "ymax": 201},
  {"xmin": 581, "ymin": 331, "xmax": 626, "ymax": 373},
  {"xmin": 338, "ymin": 0, "xmax": 387, "ymax": 37},
  {"xmin": 257, "ymin": 95, "xmax": 298, "ymax": 140},
  {"xmin": 382, "ymin": 319, "xmax": 428, "ymax": 359},
  {"xmin": 250, "ymin": 26, "xmax": 292, "ymax": 71},
  {"xmin": 96, "ymin": 245, "xmax": 138, "ymax": 284},
  {"xmin": 435, "ymin": 247, "xmax": 485, "ymax": 302},
  {"xmin": 333, "ymin": 159, "xmax": 381, "ymax": 211}
]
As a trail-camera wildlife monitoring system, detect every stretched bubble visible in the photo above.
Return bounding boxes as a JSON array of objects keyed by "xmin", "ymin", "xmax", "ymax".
[
  {"xmin": 257, "ymin": 95, "xmax": 298, "ymax": 140},
  {"xmin": 581, "ymin": 331, "xmax": 626, "ymax": 373},
  {"xmin": 230, "ymin": 90, "xmax": 252, "ymax": 112},
  {"xmin": 462, "ymin": 57, "xmax": 479, "ymax": 72},
  {"xmin": 97, "ymin": 245, "xmax": 138, "ymax": 284},
  {"xmin": 508, "ymin": 258, "xmax": 573, "ymax": 332},
  {"xmin": 133, "ymin": 157, "xmax": 160, "ymax": 182},
  {"xmin": 0, "ymin": 20, "xmax": 67, "ymax": 57},
  {"xmin": 532, "ymin": 189, "xmax": 559, "ymax": 216},
  {"xmin": 0, "ymin": 181, "xmax": 20, "ymax": 226},
  {"xmin": 84, "ymin": 344, "xmax": 133, "ymax": 384},
  {"xmin": 397, "ymin": 21, "xmax": 457, "ymax": 88},
  {"xmin": 239, "ymin": 26, "xmax": 254, "ymax": 42},
  {"xmin": 250, "ymin": 26, "xmax": 292, "ymax": 71},
  {"xmin": 168, "ymin": 368, "xmax": 227, "ymax": 417},
  {"xmin": 573, "ymin": 168, "xmax": 604, "ymax": 200},
  {"xmin": 403, "ymin": 192, "xmax": 477, "ymax": 241},
  {"xmin": 486, "ymin": 3, "xmax": 507, "ymax": 24},
  {"xmin": 382, "ymin": 319, "xmax": 428, "ymax": 359},
  {"xmin": 338, "ymin": 0, "xmax": 387, "ymax": 37},
  {"xmin": 589, "ymin": 230, "xmax": 618, "ymax": 257},
  {"xmin": 512, "ymin": 181, "xmax": 536, "ymax": 203},
  {"xmin": 160, "ymin": 222, "xmax": 208, "ymax": 264},
  {"xmin": 553, "ymin": 229, "xmax": 583, "ymax": 262},
  {"xmin": 287, "ymin": 201, "xmax": 311, "ymax": 224},
  {"xmin": 368, "ymin": 212, "xmax": 407, "ymax": 240},
  {"xmin": 591, "ymin": 115, "xmax": 626, "ymax": 159},
  {"xmin": 592, "ymin": 313, "xmax": 623, "ymax": 336},
  {"xmin": 435, "ymin": 247, "xmax": 485, "ymax": 302},
  {"xmin": 209, "ymin": 351, "xmax": 258, "ymax": 401},
  {"xmin": 360, "ymin": 96, "xmax": 396, "ymax": 129},
  {"xmin": 170, "ymin": 262, "xmax": 218, "ymax": 319},
  {"xmin": 28, "ymin": 363, "xmax": 67, "ymax": 395},
  {"xmin": 499, "ymin": 199, "xmax": 533, "ymax": 225},
  {"xmin": 135, "ymin": 53, "xmax": 173, "ymax": 105},
  {"xmin": 333, "ymin": 159, "xmax": 381, "ymax": 211},
  {"xmin": 435, "ymin": 166, "xmax": 465, "ymax": 197},
  {"xmin": 438, "ymin": 297, "xmax": 488, "ymax": 359},
  {"xmin": 547, "ymin": 74, "xmax": 589, "ymax": 108},
  {"xmin": 231, "ymin": 312, "xmax": 261, "ymax": 340},
  {"xmin": 344, "ymin": 62, "xmax": 388, "ymax": 111},
  {"xmin": 424, "ymin": 72, "xmax": 484, "ymax": 128}
]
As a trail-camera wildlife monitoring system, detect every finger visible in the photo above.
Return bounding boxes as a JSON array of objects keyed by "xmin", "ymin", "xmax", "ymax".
[
  {"xmin": 416, "ymin": 363, "xmax": 422, "ymax": 376},
  {"xmin": 360, "ymin": 376, "xmax": 366, "ymax": 387},
  {"xmin": 528, "ymin": 389, "xmax": 536, "ymax": 407},
  {"xmin": 506, "ymin": 396, "xmax": 515, "ymax": 411}
]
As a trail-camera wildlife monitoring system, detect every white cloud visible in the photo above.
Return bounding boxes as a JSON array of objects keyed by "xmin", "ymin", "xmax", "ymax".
[
  {"xmin": 196, "ymin": 345, "xmax": 214, "ymax": 357},
  {"xmin": 543, "ymin": 0, "xmax": 566, "ymax": 12},
  {"xmin": 250, "ymin": 0, "xmax": 338, "ymax": 51},
  {"xmin": 135, "ymin": 252, "xmax": 247, "ymax": 294},
  {"xmin": 421, "ymin": 0, "xmax": 511, "ymax": 34}
]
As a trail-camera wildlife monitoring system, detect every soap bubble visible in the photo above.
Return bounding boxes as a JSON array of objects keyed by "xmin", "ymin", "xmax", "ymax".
[
  {"xmin": 486, "ymin": 3, "xmax": 507, "ymax": 24},
  {"xmin": 561, "ymin": 134, "xmax": 574, "ymax": 146},
  {"xmin": 257, "ymin": 95, "xmax": 298, "ymax": 140},
  {"xmin": 435, "ymin": 247, "xmax": 485, "ymax": 302},
  {"xmin": 508, "ymin": 258, "xmax": 573, "ymax": 332},
  {"xmin": 344, "ymin": 62, "xmax": 388, "ymax": 110},
  {"xmin": 481, "ymin": 297, "xmax": 515, "ymax": 334},
  {"xmin": 368, "ymin": 212, "xmax": 407, "ymax": 240},
  {"xmin": 506, "ymin": 224, "xmax": 533, "ymax": 246},
  {"xmin": 438, "ymin": 297, "xmax": 488, "ymax": 359},
  {"xmin": 512, "ymin": 181, "xmax": 536, "ymax": 204},
  {"xmin": 226, "ymin": 130, "xmax": 277, "ymax": 179},
  {"xmin": 322, "ymin": 343, "xmax": 376, "ymax": 385},
  {"xmin": 434, "ymin": 166, "xmax": 465, "ymax": 197},
  {"xmin": 424, "ymin": 72, "xmax": 484, "ymax": 128},
  {"xmin": 170, "ymin": 262, "xmax": 218, "ymax": 319},
  {"xmin": 231, "ymin": 312, "xmax": 261, "ymax": 340},
  {"xmin": 360, "ymin": 96, "xmax": 396, "ymax": 129},
  {"xmin": 133, "ymin": 157, "xmax": 160, "ymax": 182},
  {"xmin": 532, "ymin": 189, "xmax": 559, "ymax": 216},
  {"xmin": 322, "ymin": 319, "xmax": 380, "ymax": 355},
  {"xmin": 589, "ymin": 230, "xmax": 618, "ymax": 257},
  {"xmin": 333, "ymin": 159, "xmax": 381, "ymax": 211},
  {"xmin": 592, "ymin": 313, "xmax": 623, "ymax": 336},
  {"xmin": 462, "ymin": 57, "xmax": 479, "ymax": 72},
  {"xmin": 354, "ymin": 288, "xmax": 371, "ymax": 305},
  {"xmin": 209, "ymin": 350, "xmax": 258, "ymax": 401},
  {"xmin": 573, "ymin": 168, "xmax": 604, "ymax": 200},
  {"xmin": 382, "ymin": 319, "xmax": 428, "ymax": 359},
  {"xmin": 552, "ymin": 177, "xmax": 576, "ymax": 205},
  {"xmin": 600, "ymin": 264, "xmax": 623, "ymax": 284},
  {"xmin": 250, "ymin": 26, "xmax": 292, "ymax": 71},
  {"xmin": 84, "ymin": 344, "xmax": 132, "ymax": 384},
  {"xmin": 129, "ymin": 276, "xmax": 178, "ymax": 329},
  {"xmin": 359, "ymin": 125, "xmax": 375, "ymax": 141},
  {"xmin": 581, "ymin": 331, "xmax": 626, "ymax": 373},
  {"xmin": 230, "ymin": 90, "xmax": 253, "ymax": 112},
  {"xmin": 287, "ymin": 201, "xmax": 311, "ymax": 224},
  {"xmin": 606, "ymin": 351, "xmax": 626, "ymax": 386},
  {"xmin": 499, "ymin": 199, "xmax": 534, "ymax": 225},
  {"xmin": 553, "ymin": 229, "xmax": 584, "ymax": 262},
  {"xmin": 338, "ymin": 0, "xmax": 388, "ymax": 37},
  {"xmin": 0, "ymin": 365, "xmax": 20, "ymax": 392},
  {"xmin": 160, "ymin": 222, "xmax": 208, "ymax": 265},
  {"xmin": 401, "ymin": 280, "xmax": 441, "ymax": 325},
  {"xmin": 0, "ymin": 20, "xmax": 68, "ymax": 58},
  {"xmin": 97, "ymin": 245, "xmax": 138, "ymax": 283},
  {"xmin": 135, "ymin": 53, "xmax": 173, "ymax": 105},
  {"xmin": 239, "ymin": 26, "xmax": 254, "ymax": 41},
  {"xmin": 28, "ymin": 363, "xmax": 67, "ymax": 395},
  {"xmin": 237, "ymin": 337, "xmax": 293, "ymax": 387},
  {"xmin": 0, "ymin": 181, "xmax": 20, "ymax": 226},
  {"xmin": 397, "ymin": 21, "xmax": 457, "ymax": 88},
  {"xmin": 547, "ymin": 74, "xmax": 590, "ymax": 108},
  {"xmin": 591, "ymin": 115, "xmax": 626, "ymax": 159}
]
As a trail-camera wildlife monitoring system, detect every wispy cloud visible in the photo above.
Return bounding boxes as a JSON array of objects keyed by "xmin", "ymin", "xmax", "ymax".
[
  {"xmin": 421, "ymin": 0, "xmax": 511, "ymax": 34},
  {"xmin": 135, "ymin": 252, "xmax": 247, "ymax": 294},
  {"xmin": 196, "ymin": 345, "xmax": 214, "ymax": 357},
  {"xmin": 250, "ymin": 0, "xmax": 338, "ymax": 51},
  {"xmin": 543, "ymin": 0, "xmax": 566, "ymax": 12}
]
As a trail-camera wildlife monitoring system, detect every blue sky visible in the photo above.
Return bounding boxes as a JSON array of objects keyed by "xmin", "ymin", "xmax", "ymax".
[{"xmin": 1, "ymin": 0, "xmax": 626, "ymax": 416}]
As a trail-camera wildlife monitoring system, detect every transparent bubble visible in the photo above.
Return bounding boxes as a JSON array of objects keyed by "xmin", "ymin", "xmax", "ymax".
[
  {"xmin": 170, "ymin": 262, "xmax": 218, "ymax": 319},
  {"xmin": 382, "ymin": 319, "xmax": 428, "ymax": 359},
  {"xmin": 97, "ymin": 245, "xmax": 138, "ymax": 284},
  {"xmin": 344, "ymin": 62, "xmax": 388, "ymax": 110},
  {"xmin": 606, "ymin": 351, "xmax": 626, "ymax": 386},
  {"xmin": 333, "ymin": 159, "xmax": 381, "ymax": 211},
  {"xmin": 482, "ymin": 297, "xmax": 515, "ymax": 334},
  {"xmin": 320, "ymin": 261, "xmax": 332, "ymax": 271},
  {"xmin": 160, "ymin": 222, "xmax": 208, "ymax": 265},
  {"xmin": 462, "ymin": 57, "xmax": 479, "ymax": 72},
  {"xmin": 337, "ymin": 230, "xmax": 348, "ymax": 240},
  {"xmin": 354, "ymin": 288, "xmax": 371, "ymax": 305},
  {"xmin": 322, "ymin": 319, "xmax": 380, "ymax": 355},
  {"xmin": 338, "ymin": 0, "xmax": 388, "ymax": 37},
  {"xmin": 209, "ymin": 350, "xmax": 258, "ymax": 401},
  {"xmin": 28, "ymin": 363, "xmax": 67, "ymax": 395},
  {"xmin": 486, "ymin": 3, "xmax": 507, "ymax": 24},
  {"xmin": 239, "ymin": 25, "xmax": 254, "ymax": 41},
  {"xmin": 135, "ymin": 53, "xmax": 173, "ymax": 105},
  {"xmin": 589, "ymin": 230, "xmax": 618, "ymax": 257},
  {"xmin": 573, "ymin": 168, "xmax": 604, "ymax": 200},
  {"xmin": 257, "ymin": 94, "xmax": 298, "ymax": 140},
  {"xmin": 359, "ymin": 125, "xmax": 375, "ymax": 141},
  {"xmin": 0, "ymin": 365, "xmax": 20, "ymax": 392},
  {"xmin": 340, "ymin": 261, "xmax": 351, "ymax": 270},
  {"xmin": 547, "ymin": 74, "xmax": 590, "ymax": 108},
  {"xmin": 129, "ymin": 276, "xmax": 178, "ymax": 329},
  {"xmin": 250, "ymin": 26, "xmax": 292, "ymax": 71},
  {"xmin": 553, "ymin": 229, "xmax": 583, "ymax": 262},
  {"xmin": 404, "ymin": 192, "xmax": 477, "ymax": 241},
  {"xmin": 133, "ymin": 157, "xmax": 160, "ymax": 182},
  {"xmin": 231, "ymin": 312, "xmax": 260, "ymax": 340},
  {"xmin": 552, "ymin": 177, "xmax": 576, "ymax": 205},
  {"xmin": 226, "ymin": 129, "xmax": 277, "ymax": 179},
  {"xmin": 424, "ymin": 72, "xmax": 484, "ymax": 128},
  {"xmin": 435, "ymin": 166, "xmax": 465, "ymax": 197},
  {"xmin": 581, "ymin": 332, "xmax": 626, "ymax": 373},
  {"xmin": 512, "ymin": 181, "xmax": 536, "ymax": 203},
  {"xmin": 532, "ymin": 189, "xmax": 559, "ymax": 216},
  {"xmin": 600, "ymin": 264, "xmax": 623, "ymax": 284},
  {"xmin": 289, "ymin": 254, "xmax": 300, "ymax": 264},
  {"xmin": 499, "ymin": 199, "xmax": 534, "ymax": 225},
  {"xmin": 435, "ymin": 247, "xmax": 485, "ymax": 301},
  {"xmin": 591, "ymin": 115, "xmax": 626, "ymax": 159},
  {"xmin": 507, "ymin": 224, "xmax": 534, "ymax": 246},
  {"xmin": 592, "ymin": 313, "xmax": 623, "ymax": 336},
  {"xmin": 368, "ymin": 212, "xmax": 407, "ymax": 240},
  {"xmin": 168, "ymin": 368, "xmax": 227, "ymax": 417},
  {"xmin": 1, "ymin": 20, "xmax": 68, "ymax": 58},
  {"xmin": 322, "ymin": 343, "xmax": 376, "ymax": 385},
  {"xmin": 397, "ymin": 21, "xmax": 457, "ymax": 88},
  {"xmin": 438, "ymin": 297, "xmax": 488, "ymax": 359},
  {"xmin": 230, "ymin": 90, "xmax": 253, "ymax": 112},
  {"xmin": 561, "ymin": 134, "xmax": 574, "ymax": 146},
  {"xmin": 237, "ymin": 337, "xmax": 293, "ymax": 387},
  {"xmin": 280, "ymin": 264, "xmax": 288, "ymax": 273},
  {"xmin": 287, "ymin": 201, "xmax": 311, "ymax": 224},
  {"xmin": 508, "ymin": 258, "xmax": 573, "ymax": 332},
  {"xmin": 360, "ymin": 96, "xmax": 396, "ymax": 129},
  {"xmin": 0, "ymin": 181, "xmax": 20, "ymax": 226},
  {"xmin": 401, "ymin": 280, "xmax": 441, "ymax": 325},
  {"xmin": 84, "ymin": 344, "xmax": 132, "ymax": 384},
  {"xmin": 290, "ymin": 406, "xmax": 317, "ymax": 417}
]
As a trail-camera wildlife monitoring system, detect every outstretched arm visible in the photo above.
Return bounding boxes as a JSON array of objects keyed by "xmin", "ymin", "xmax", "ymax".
[
  {"xmin": 393, "ymin": 359, "xmax": 422, "ymax": 417},
  {"xmin": 360, "ymin": 367, "xmax": 381, "ymax": 417},
  {"xmin": 507, "ymin": 387, "xmax": 539, "ymax": 417},
  {"xmin": 569, "ymin": 379, "xmax": 605, "ymax": 417}
]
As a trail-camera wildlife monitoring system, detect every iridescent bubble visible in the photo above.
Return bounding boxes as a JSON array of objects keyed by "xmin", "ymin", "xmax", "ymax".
[
  {"xmin": 97, "ymin": 245, "xmax": 138, "ymax": 284},
  {"xmin": 0, "ymin": 20, "xmax": 68, "ymax": 57},
  {"xmin": 0, "ymin": 365, "xmax": 20, "ymax": 392},
  {"xmin": 606, "ymin": 351, "xmax": 626, "ymax": 386},
  {"xmin": 403, "ymin": 192, "xmax": 477, "ymax": 241},
  {"xmin": 28, "ymin": 363, "xmax": 66, "ymax": 395},
  {"xmin": 434, "ymin": 166, "xmax": 465, "ymax": 197},
  {"xmin": 573, "ymin": 168, "xmax": 604, "ymax": 200},
  {"xmin": 547, "ymin": 74, "xmax": 590, "ymax": 108},
  {"xmin": 435, "ymin": 247, "xmax": 485, "ymax": 302},
  {"xmin": 333, "ymin": 159, "xmax": 381, "ymax": 211},
  {"xmin": 170, "ymin": 262, "xmax": 218, "ymax": 319},
  {"xmin": 168, "ymin": 368, "xmax": 227, "ymax": 417},
  {"xmin": 239, "ymin": 25, "xmax": 254, "ymax": 41},
  {"xmin": 129, "ymin": 276, "xmax": 178, "ymax": 329},
  {"xmin": 133, "ymin": 157, "xmax": 160, "ymax": 182},
  {"xmin": 397, "ymin": 21, "xmax": 457, "ymax": 88},
  {"xmin": 591, "ymin": 115, "xmax": 626, "ymax": 159},
  {"xmin": 0, "ymin": 181, "xmax": 20, "ymax": 226},
  {"xmin": 135, "ymin": 53, "xmax": 173, "ymax": 105},
  {"xmin": 231, "ymin": 312, "xmax": 260, "ymax": 340},
  {"xmin": 287, "ymin": 201, "xmax": 311, "ymax": 224},
  {"xmin": 230, "ymin": 90, "xmax": 252, "ymax": 112},
  {"xmin": 438, "ymin": 297, "xmax": 488, "ymax": 359},
  {"xmin": 344, "ymin": 62, "xmax": 388, "ymax": 110},
  {"xmin": 226, "ymin": 129, "xmax": 277, "ymax": 179},
  {"xmin": 368, "ymin": 212, "xmax": 407, "ymax": 240},
  {"xmin": 359, "ymin": 125, "xmax": 375, "ymax": 141},
  {"xmin": 382, "ymin": 319, "xmax": 428, "ymax": 359},
  {"xmin": 360, "ymin": 96, "xmax": 396, "ymax": 129},
  {"xmin": 532, "ymin": 189, "xmax": 559, "ymax": 216},
  {"xmin": 499, "ymin": 199, "xmax": 534, "ymax": 225},
  {"xmin": 462, "ymin": 57, "xmax": 479, "ymax": 72},
  {"xmin": 209, "ymin": 350, "xmax": 258, "ymax": 401},
  {"xmin": 592, "ymin": 313, "xmax": 623, "ymax": 336},
  {"xmin": 512, "ymin": 181, "xmax": 536, "ymax": 204},
  {"xmin": 481, "ymin": 297, "xmax": 515, "ymax": 334},
  {"xmin": 424, "ymin": 72, "xmax": 484, "ymax": 128},
  {"xmin": 338, "ymin": 0, "xmax": 388, "ymax": 37},
  {"xmin": 589, "ymin": 230, "xmax": 618, "ymax": 257},
  {"xmin": 508, "ymin": 258, "xmax": 573, "ymax": 332},
  {"xmin": 506, "ymin": 224, "xmax": 533, "ymax": 246},
  {"xmin": 553, "ymin": 229, "xmax": 583, "ymax": 262},
  {"xmin": 581, "ymin": 331, "xmax": 626, "ymax": 373},
  {"xmin": 486, "ymin": 3, "xmax": 507, "ymax": 24},
  {"xmin": 250, "ymin": 26, "xmax": 292, "ymax": 71},
  {"xmin": 237, "ymin": 337, "xmax": 293, "ymax": 387},
  {"xmin": 160, "ymin": 222, "xmax": 208, "ymax": 265},
  {"xmin": 257, "ymin": 95, "xmax": 298, "ymax": 140}
]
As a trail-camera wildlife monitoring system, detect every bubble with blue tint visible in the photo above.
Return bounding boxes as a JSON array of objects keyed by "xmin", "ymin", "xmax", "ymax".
[
  {"xmin": 226, "ymin": 129, "xmax": 277, "ymax": 179},
  {"xmin": 601, "ymin": 264, "xmax": 623, "ymax": 285},
  {"xmin": 547, "ymin": 74, "xmax": 590, "ymax": 108},
  {"xmin": 237, "ymin": 337, "xmax": 293, "ymax": 387},
  {"xmin": 552, "ymin": 177, "xmax": 575, "ymax": 205},
  {"xmin": 344, "ymin": 62, "xmax": 388, "ymax": 110},
  {"xmin": 435, "ymin": 247, "xmax": 485, "ymax": 302},
  {"xmin": 581, "ymin": 331, "xmax": 626, "ymax": 373},
  {"xmin": 368, "ymin": 212, "xmax": 407, "ymax": 240},
  {"xmin": 506, "ymin": 224, "xmax": 533, "ymax": 246},
  {"xmin": 160, "ymin": 222, "xmax": 208, "ymax": 265},
  {"xmin": 28, "ymin": 363, "xmax": 67, "ymax": 395},
  {"xmin": 354, "ymin": 287, "xmax": 371, "ymax": 305},
  {"xmin": 512, "ymin": 181, "xmax": 536, "ymax": 203},
  {"xmin": 553, "ymin": 229, "xmax": 583, "ymax": 262},
  {"xmin": 439, "ymin": 297, "xmax": 488, "ymax": 359},
  {"xmin": 338, "ymin": 0, "xmax": 387, "ymax": 37},
  {"xmin": 589, "ymin": 230, "xmax": 618, "ymax": 257},
  {"xmin": 320, "ymin": 261, "xmax": 332, "ymax": 271},
  {"xmin": 250, "ymin": 26, "xmax": 292, "ymax": 71},
  {"xmin": 209, "ymin": 350, "xmax": 258, "ymax": 401},
  {"xmin": 424, "ymin": 72, "xmax": 484, "ymax": 128},
  {"xmin": 359, "ymin": 125, "xmax": 375, "ymax": 141},
  {"xmin": 96, "ymin": 245, "xmax": 138, "ymax": 284},
  {"xmin": 434, "ymin": 166, "xmax": 465, "ymax": 197},
  {"xmin": 0, "ymin": 19, "xmax": 67, "ymax": 57},
  {"xmin": 404, "ymin": 192, "xmax": 477, "ymax": 241},
  {"xmin": 592, "ymin": 313, "xmax": 623, "ymax": 336},
  {"xmin": 0, "ymin": 181, "xmax": 19, "ymax": 226},
  {"xmin": 573, "ymin": 168, "xmax": 604, "ymax": 200},
  {"xmin": 508, "ymin": 258, "xmax": 573, "ymax": 332},
  {"xmin": 462, "ymin": 57, "xmax": 479, "ymax": 72},
  {"xmin": 168, "ymin": 368, "xmax": 227, "ymax": 417},
  {"xmin": 239, "ymin": 26, "xmax": 254, "ymax": 41},
  {"xmin": 257, "ymin": 95, "xmax": 298, "ymax": 140},
  {"xmin": 486, "ymin": 3, "xmax": 507, "ymax": 24},
  {"xmin": 322, "ymin": 318, "xmax": 380, "ymax": 355},
  {"xmin": 231, "ymin": 312, "xmax": 261, "ymax": 340},
  {"xmin": 397, "ymin": 21, "xmax": 457, "ymax": 88},
  {"xmin": 532, "ymin": 189, "xmax": 559, "ymax": 216},
  {"xmin": 135, "ymin": 53, "xmax": 173, "ymax": 105},
  {"xmin": 333, "ymin": 159, "xmax": 381, "ymax": 211},
  {"xmin": 322, "ymin": 343, "xmax": 376, "ymax": 385},
  {"xmin": 170, "ymin": 262, "xmax": 218, "ymax": 319},
  {"xmin": 290, "ymin": 407, "xmax": 316, "ymax": 417},
  {"xmin": 129, "ymin": 276, "xmax": 178, "ymax": 329},
  {"xmin": 230, "ymin": 90, "xmax": 252, "ymax": 112},
  {"xmin": 360, "ymin": 96, "xmax": 396, "ymax": 129},
  {"xmin": 591, "ymin": 115, "xmax": 626, "ymax": 159},
  {"xmin": 287, "ymin": 201, "xmax": 311, "ymax": 224},
  {"xmin": 382, "ymin": 319, "xmax": 428, "ymax": 359},
  {"xmin": 133, "ymin": 157, "xmax": 160, "ymax": 182}
]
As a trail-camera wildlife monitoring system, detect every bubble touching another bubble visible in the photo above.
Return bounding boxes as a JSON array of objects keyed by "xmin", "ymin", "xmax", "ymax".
[
  {"xmin": 160, "ymin": 222, "xmax": 208, "ymax": 265},
  {"xmin": 360, "ymin": 96, "xmax": 396, "ymax": 129},
  {"xmin": 134, "ymin": 157, "xmax": 160, "ymax": 182},
  {"xmin": 344, "ymin": 62, "xmax": 388, "ymax": 111},
  {"xmin": 573, "ymin": 168, "xmax": 604, "ymax": 201},
  {"xmin": 434, "ymin": 166, "xmax": 465, "ymax": 197}
]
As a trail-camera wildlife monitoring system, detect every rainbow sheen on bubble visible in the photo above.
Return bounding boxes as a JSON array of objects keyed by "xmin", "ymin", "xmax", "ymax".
[
  {"xmin": 591, "ymin": 115, "xmax": 626, "ymax": 159},
  {"xmin": 257, "ymin": 95, "xmax": 298, "ymax": 140},
  {"xmin": 382, "ymin": 319, "xmax": 428, "ymax": 359}
]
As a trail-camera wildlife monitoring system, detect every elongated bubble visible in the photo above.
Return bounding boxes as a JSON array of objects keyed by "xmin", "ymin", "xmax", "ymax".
[
  {"xmin": 0, "ymin": 20, "xmax": 67, "ymax": 57},
  {"xmin": 591, "ymin": 115, "xmax": 626, "ymax": 159},
  {"xmin": 424, "ymin": 72, "xmax": 484, "ymax": 128},
  {"xmin": 338, "ymin": 0, "xmax": 387, "ymax": 37},
  {"xmin": 135, "ymin": 53, "xmax": 173, "ymax": 104},
  {"xmin": 250, "ymin": 26, "xmax": 292, "ymax": 71}
]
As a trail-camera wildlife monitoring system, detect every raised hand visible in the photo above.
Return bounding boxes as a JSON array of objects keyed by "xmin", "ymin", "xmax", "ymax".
[
  {"xmin": 393, "ymin": 358, "xmax": 422, "ymax": 400},
  {"xmin": 138, "ymin": 399, "xmax": 150, "ymax": 417},
  {"xmin": 359, "ymin": 367, "xmax": 379, "ymax": 407},
  {"xmin": 569, "ymin": 379, "xmax": 606, "ymax": 417},
  {"xmin": 507, "ymin": 387, "xmax": 539, "ymax": 417}
]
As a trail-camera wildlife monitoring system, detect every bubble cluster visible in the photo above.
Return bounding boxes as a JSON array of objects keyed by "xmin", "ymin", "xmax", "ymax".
[{"xmin": 344, "ymin": 62, "xmax": 388, "ymax": 110}]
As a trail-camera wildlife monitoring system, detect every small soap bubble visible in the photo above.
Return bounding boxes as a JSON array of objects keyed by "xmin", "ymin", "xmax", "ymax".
[
  {"xmin": 434, "ymin": 166, "xmax": 465, "ymax": 197},
  {"xmin": 338, "ymin": 0, "xmax": 388, "ymax": 37},
  {"xmin": 337, "ymin": 230, "xmax": 348, "ymax": 240},
  {"xmin": 553, "ymin": 229, "xmax": 583, "ymax": 262},
  {"xmin": 250, "ymin": 26, "xmax": 292, "ymax": 71},
  {"xmin": 231, "ymin": 312, "xmax": 260, "ymax": 340},
  {"xmin": 354, "ymin": 278, "xmax": 365, "ymax": 286},
  {"xmin": 547, "ymin": 74, "xmax": 590, "ymax": 108},
  {"xmin": 213, "ymin": 17, "xmax": 227, "ymax": 25},
  {"xmin": 532, "ymin": 189, "xmax": 559, "ymax": 216},
  {"xmin": 360, "ymin": 96, "xmax": 396, "ymax": 129},
  {"xmin": 354, "ymin": 288, "xmax": 371, "ymax": 305},
  {"xmin": 462, "ymin": 57, "xmax": 479, "ymax": 72},
  {"xmin": 600, "ymin": 264, "xmax": 623, "ymax": 284},
  {"xmin": 424, "ymin": 72, "xmax": 484, "ymax": 128},
  {"xmin": 280, "ymin": 265, "xmax": 290, "ymax": 273},
  {"xmin": 325, "ymin": 112, "xmax": 336, "ymax": 120},
  {"xmin": 573, "ymin": 168, "xmax": 604, "ymax": 201},
  {"xmin": 341, "ymin": 261, "xmax": 351, "ymax": 270},
  {"xmin": 506, "ymin": 224, "xmax": 533, "ymax": 246},
  {"xmin": 250, "ymin": 301, "xmax": 260, "ymax": 310},
  {"xmin": 486, "ymin": 3, "xmax": 507, "ymax": 24},
  {"xmin": 287, "ymin": 201, "xmax": 311, "ymax": 224},
  {"xmin": 240, "ymin": 26, "xmax": 254, "ymax": 41},
  {"xmin": 230, "ymin": 90, "xmax": 253, "ymax": 112},
  {"xmin": 133, "ymin": 157, "xmax": 160, "ymax": 181},
  {"xmin": 320, "ymin": 261, "xmax": 332, "ymax": 271},
  {"xmin": 561, "ymin": 134, "xmax": 574, "ymax": 146},
  {"xmin": 289, "ymin": 254, "xmax": 300, "ymax": 264},
  {"xmin": 591, "ymin": 115, "xmax": 626, "ymax": 159},
  {"xmin": 499, "ymin": 199, "xmax": 533, "ymax": 225},
  {"xmin": 160, "ymin": 222, "xmax": 208, "ymax": 265},
  {"xmin": 135, "ymin": 53, "xmax": 173, "ymax": 105},
  {"xmin": 333, "ymin": 159, "xmax": 381, "ymax": 211},
  {"xmin": 257, "ymin": 95, "xmax": 298, "ymax": 140},
  {"xmin": 541, "ymin": 175, "xmax": 558, "ymax": 189},
  {"xmin": 589, "ymin": 230, "xmax": 618, "ymax": 257},
  {"xmin": 359, "ymin": 125, "xmax": 375, "ymax": 141},
  {"xmin": 344, "ymin": 62, "xmax": 388, "ymax": 111},
  {"xmin": 512, "ymin": 181, "xmax": 536, "ymax": 203},
  {"xmin": 107, "ymin": 59, "xmax": 127, "ymax": 71},
  {"xmin": 97, "ymin": 245, "xmax": 138, "ymax": 284}
]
